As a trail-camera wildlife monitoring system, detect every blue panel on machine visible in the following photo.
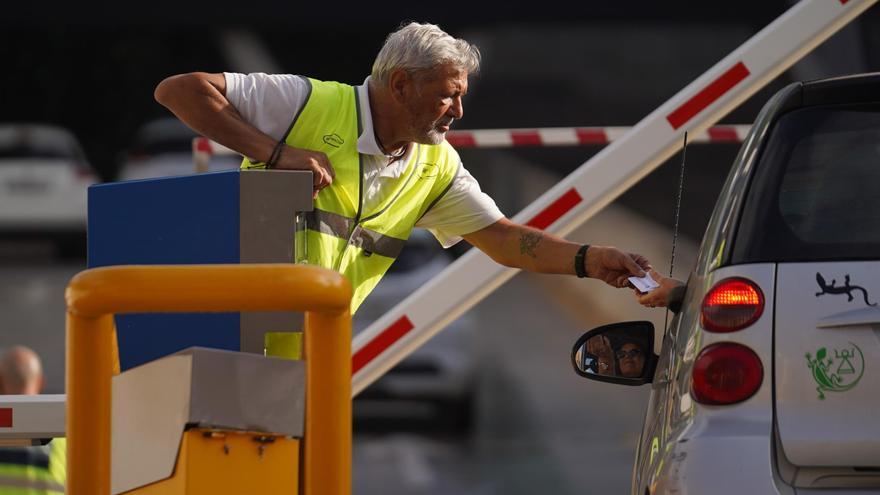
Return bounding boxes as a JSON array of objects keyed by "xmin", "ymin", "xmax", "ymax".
[{"xmin": 88, "ymin": 171, "xmax": 241, "ymax": 370}]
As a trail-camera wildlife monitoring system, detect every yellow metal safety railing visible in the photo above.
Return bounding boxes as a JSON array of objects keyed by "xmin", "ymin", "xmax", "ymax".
[{"xmin": 65, "ymin": 264, "xmax": 352, "ymax": 495}]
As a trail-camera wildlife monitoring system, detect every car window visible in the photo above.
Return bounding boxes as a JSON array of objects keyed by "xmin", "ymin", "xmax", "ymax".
[
  {"xmin": 129, "ymin": 119, "xmax": 198, "ymax": 157},
  {"xmin": 0, "ymin": 143, "xmax": 74, "ymax": 160},
  {"xmin": 135, "ymin": 137, "xmax": 196, "ymax": 156},
  {"xmin": 732, "ymin": 103, "xmax": 880, "ymax": 263},
  {"xmin": 0, "ymin": 127, "xmax": 82, "ymax": 161}
]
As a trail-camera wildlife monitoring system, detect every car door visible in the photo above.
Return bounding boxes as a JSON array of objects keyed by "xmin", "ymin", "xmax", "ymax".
[{"xmin": 632, "ymin": 310, "xmax": 684, "ymax": 494}]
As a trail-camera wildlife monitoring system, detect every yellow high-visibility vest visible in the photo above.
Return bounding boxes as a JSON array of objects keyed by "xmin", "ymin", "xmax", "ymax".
[
  {"xmin": 243, "ymin": 78, "xmax": 460, "ymax": 313},
  {"xmin": 0, "ymin": 438, "xmax": 66, "ymax": 494}
]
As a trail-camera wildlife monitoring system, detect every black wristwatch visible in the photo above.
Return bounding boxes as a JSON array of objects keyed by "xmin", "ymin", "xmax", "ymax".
[{"xmin": 575, "ymin": 244, "xmax": 590, "ymax": 278}]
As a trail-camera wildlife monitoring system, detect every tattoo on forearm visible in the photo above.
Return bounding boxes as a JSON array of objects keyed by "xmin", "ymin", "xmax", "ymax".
[{"xmin": 519, "ymin": 232, "xmax": 543, "ymax": 258}]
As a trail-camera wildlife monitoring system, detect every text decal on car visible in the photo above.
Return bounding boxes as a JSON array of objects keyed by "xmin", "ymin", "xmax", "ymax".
[{"xmin": 806, "ymin": 343, "xmax": 865, "ymax": 400}]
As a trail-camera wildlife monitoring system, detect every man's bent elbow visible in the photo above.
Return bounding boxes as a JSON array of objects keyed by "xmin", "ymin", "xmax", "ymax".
[
  {"xmin": 154, "ymin": 73, "xmax": 202, "ymax": 109},
  {"xmin": 154, "ymin": 75, "xmax": 181, "ymax": 108}
]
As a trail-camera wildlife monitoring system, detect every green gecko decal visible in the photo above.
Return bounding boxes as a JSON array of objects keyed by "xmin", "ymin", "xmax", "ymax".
[{"xmin": 805, "ymin": 343, "xmax": 864, "ymax": 400}]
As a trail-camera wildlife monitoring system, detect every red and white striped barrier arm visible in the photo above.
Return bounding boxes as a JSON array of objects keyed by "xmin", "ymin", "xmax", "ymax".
[
  {"xmin": 191, "ymin": 125, "xmax": 750, "ymax": 170},
  {"xmin": 0, "ymin": 395, "xmax": 65, "ymax": 441},
  {"xmin": 444, "ymin": 125, "xmax": 750, "ymax": 148},
  {"xmin": 352, "ymin": 0, "xmax": 876, "ymax": 396},
  {"xmin": 192, "ymin": 138, "xmax": 236, "ymax": 173}
]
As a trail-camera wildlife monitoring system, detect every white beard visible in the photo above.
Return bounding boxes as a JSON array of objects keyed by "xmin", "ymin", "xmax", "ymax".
[{"xmin": 423, "ymin": 128, "xmax": 446, "ymax": 145}]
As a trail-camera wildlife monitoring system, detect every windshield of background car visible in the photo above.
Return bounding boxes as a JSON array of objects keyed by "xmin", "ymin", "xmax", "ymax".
[
  {"xmin": 0, "ymin": 127, "xmax": 82, "ymax": 160},
  {"xmin": 732, "ymin": 103, "xmax": 880, "ymax": 263},
  {"xmin": 129, "ymin": 119, "xmax": 198, "ymax": 157},
  {"xmin": 132, "ymin": 134, "xmax": 197, "ymax": 156}
]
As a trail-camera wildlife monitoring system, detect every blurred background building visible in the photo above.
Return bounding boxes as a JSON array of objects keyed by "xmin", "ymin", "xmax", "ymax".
[{"xmin": 1, "ymin": 1, "xmax": 878, "ymax": 493}]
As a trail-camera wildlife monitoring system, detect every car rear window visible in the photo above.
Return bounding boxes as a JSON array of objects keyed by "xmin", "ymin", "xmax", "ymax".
[
  {"xmin": 0, "ymin": 130, "xmax": 81, "ymax": 161},
  {"xmin": 132, "ymin": 137, "xmax": 196, "ymax": 156},
  {"xmin": 0, "ymin": 143, "xmax": 75, "ymax": 159},
  {"xmin": 732, "ymin": 103, "xmax": 880, "ymax": 263}
]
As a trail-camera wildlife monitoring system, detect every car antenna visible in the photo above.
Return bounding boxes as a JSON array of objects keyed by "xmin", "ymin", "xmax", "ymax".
[{"xmin": 664, "ymin": 131, "xmax": 687, "ymax": 333}]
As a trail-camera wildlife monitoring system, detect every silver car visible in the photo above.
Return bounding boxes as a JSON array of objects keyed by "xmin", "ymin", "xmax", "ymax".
[
  {"xmin": 0, "ymin": 123, "xmax": 98, "ymax": 255},
  {"xmin": 573, "ymin": 72, "xmax": 880, "ymax": 494},
  {"xmin": 117, "ymin": 118, "xmax": 239, "ymax": 181}
]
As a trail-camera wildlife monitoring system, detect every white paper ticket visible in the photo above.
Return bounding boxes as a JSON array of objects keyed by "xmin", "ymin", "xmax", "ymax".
[{"xmin": 628, "ymin": 273, "xmax": 659, "ymax": 293}]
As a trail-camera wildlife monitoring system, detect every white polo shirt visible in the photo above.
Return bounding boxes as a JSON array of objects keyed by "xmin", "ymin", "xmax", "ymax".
[{"xmin": 224, "ymin": 72, "xmax": 504, "ymax": 248}]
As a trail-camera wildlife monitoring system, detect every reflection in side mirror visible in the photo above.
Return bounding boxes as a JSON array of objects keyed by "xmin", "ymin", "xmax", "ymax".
[{"xmin": 571, "ymin": 321, "xmax": 658, "ymax": 386}]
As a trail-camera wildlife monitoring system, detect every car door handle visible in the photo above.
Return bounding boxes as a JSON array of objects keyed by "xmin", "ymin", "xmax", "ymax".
[{"xmin": 817, "ymin": 307, "xmax": 880, "ymax": 328}]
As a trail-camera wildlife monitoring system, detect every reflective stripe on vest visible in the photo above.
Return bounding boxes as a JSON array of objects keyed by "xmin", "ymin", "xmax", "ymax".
[
  {"xmin": 0, "ymin": 474, "xmax": 65, "ymax": 493},
  {"xmin": 0, "ymin": 442, "xmax": 65, "ymax": 493},
  {"xmin": 306, "ymin": 209, "xmax": 406, "ymax": 259},
  {"xmin": 243, "ymin": 77, "xmax": 461, "ymax": 313}
]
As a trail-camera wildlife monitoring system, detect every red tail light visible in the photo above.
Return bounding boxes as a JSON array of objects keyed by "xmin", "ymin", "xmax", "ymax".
[
  {"xmin": 700, "ymin": 278, "xmax": 764, "ymax": 332},
  {"xmin": 691, "ymin": 343, "xmax": 763, "ymax": 405}
]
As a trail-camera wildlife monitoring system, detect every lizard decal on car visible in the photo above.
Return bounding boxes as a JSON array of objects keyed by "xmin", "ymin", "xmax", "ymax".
[{"xmin": 815, "ymin": 273, "xmax": 877, "ymax": 307}]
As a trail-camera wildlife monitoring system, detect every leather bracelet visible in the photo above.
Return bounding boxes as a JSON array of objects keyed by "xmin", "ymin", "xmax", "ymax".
[
  {"xmin": 266, "ymin": 141, "xmax": 286, "ymax": 169},
  {"xmin": 575, "ymin": 244, "xmax": 590, "ymax": 278}
]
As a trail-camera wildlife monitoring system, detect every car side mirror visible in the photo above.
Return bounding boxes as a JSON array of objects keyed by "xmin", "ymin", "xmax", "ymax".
[{"xmin": 571, "ymin": 321, "xmax": 658, "ymax": 386}]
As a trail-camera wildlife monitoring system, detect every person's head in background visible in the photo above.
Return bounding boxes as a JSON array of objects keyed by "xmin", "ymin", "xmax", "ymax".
[{"xmin": 0, "ymin": 346, "xmax": 44, "ymax": 395}]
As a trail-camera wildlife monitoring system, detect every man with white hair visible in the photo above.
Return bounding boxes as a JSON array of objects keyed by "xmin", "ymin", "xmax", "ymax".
[
  {"xmin": 155, "ymin": 21, "xmax": 650, "ymax": 313},
  {"xmin": 0, "ymin": 346, "xmax": 66, "ymax": 494}
]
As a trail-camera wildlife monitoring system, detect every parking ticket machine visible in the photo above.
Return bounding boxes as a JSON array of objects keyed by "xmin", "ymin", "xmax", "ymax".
[{"xmin": 87, "ymin": 170, "xmax": 313, "ymax": 369}]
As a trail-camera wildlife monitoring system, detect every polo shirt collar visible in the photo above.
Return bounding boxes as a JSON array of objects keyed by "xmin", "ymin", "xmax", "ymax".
[{"xmin": 356, "ymin": 76, "xmax": 413, "ymax": 162}]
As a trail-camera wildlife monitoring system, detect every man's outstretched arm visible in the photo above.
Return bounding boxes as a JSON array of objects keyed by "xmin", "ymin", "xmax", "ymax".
[{"xmin": 462, "ymin": 218, "xmax": 650, "ymax": 288}]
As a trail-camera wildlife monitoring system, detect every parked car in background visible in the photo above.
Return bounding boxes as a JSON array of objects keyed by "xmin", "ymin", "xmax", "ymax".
[
  {"xmin": 117, "ymin": 118, "xmax": 239, "ymax": 181},
  {"xmin": 572, "ymin": 73, "xmax": 880, "ymax": 494},
  {"xmin": 354, "ymin": 229, "xmax": 476, "ymax": 433},
  {"xmin": 0, "ymin": 123, "xmax": 98, "ymax": 256}
]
